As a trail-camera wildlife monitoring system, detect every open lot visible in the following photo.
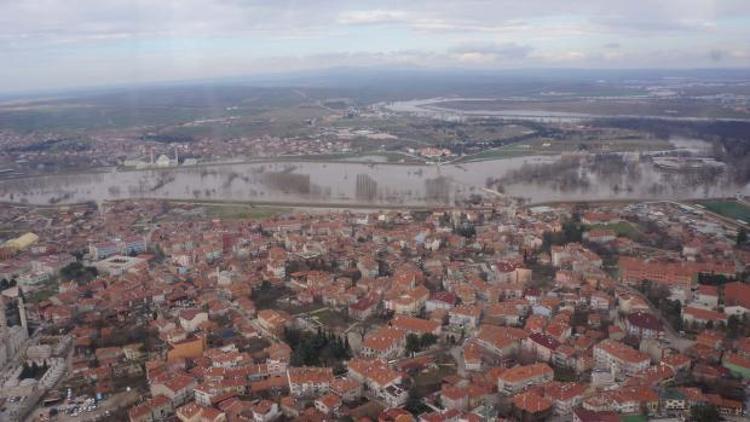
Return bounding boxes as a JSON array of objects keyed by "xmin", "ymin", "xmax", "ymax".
[{"xmin": 585, "ymin": 221, "xmax": 643, "ymax": 240}]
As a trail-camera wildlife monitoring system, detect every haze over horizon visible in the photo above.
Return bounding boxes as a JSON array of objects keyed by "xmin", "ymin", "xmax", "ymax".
[{"xmin": 2, "ymin": 0, "xmax": 750, "ymax": 93}]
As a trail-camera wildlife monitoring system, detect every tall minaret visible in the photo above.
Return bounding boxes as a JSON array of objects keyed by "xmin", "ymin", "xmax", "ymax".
[
  {"xmin": 174, "ymin": 146, "xmax": 179, "ymax": 165},
  {"xmin": 18, "ymin": 294, "xmax": 28, "ymax": 335},
  {"xmin": 0, "ymin": 297, "xmax": 7, "ymax": 331}
]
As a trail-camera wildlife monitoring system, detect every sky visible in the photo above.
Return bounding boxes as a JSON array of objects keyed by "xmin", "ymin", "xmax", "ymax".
[{"xmin": 1, "ymin": 0, "xmax": 750, "ymax": 93}]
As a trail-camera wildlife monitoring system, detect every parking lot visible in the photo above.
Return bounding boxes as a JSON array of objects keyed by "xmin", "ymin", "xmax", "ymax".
[{"xmin": 30, "ymin": 390, "xmax": 140, "ymax": 422}]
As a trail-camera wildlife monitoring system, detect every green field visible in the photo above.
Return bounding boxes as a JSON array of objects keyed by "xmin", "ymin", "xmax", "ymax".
[
  {"xmin": 585, "ymin": 221, "xmax": 642, "ymax": 240},
  {"xmin": 699, "ymin": 200, "xmax": 750, "ymax": 222},
  {"xmin": 27, "ymin": 279, "xmax": 59, "ymax": 303},
  {"xmin": 203, "ymin": 205, "xmax": 289, "ymax": 220},
  {"xmin": 455, "ymin": 135, "xmax": 672, "ymax": 163},
  {"xmin": 456, "ymin": 147, "xmax": 548, "ymax": 162},
  {"xmin": 312, "ymin": 309, "xmax": 352, "ymax": 329},
  {"xmin": 165, "ymin": 201, "xmax": 289, "ymax": 220}
]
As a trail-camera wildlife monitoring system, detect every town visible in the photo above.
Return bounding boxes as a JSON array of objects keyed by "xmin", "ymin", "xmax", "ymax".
[
  {"xmin": 4, "ymin": 1, "xmax": 750, "ymax": 421},
  {"xmin": 0, "ymin": 193, "xmax": 748, "ymax": 422}
]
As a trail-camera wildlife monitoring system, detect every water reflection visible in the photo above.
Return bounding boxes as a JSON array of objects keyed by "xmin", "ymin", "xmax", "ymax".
[{"xmin": 0, "ymin": 155, "xmax": 748, "ymax": 207}]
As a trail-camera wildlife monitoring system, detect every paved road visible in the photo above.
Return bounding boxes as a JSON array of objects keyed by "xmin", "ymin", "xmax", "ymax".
[
  {"xmin": 618, "ymin": 285, "xmax": 694, "ymax": 353},
  {"xmin": 35, "ymin": 390, "xmax": 141, "ymax": 422},
  {"xmin": 448, "ymin": 346, "xmax": 467, "ymax": 377}
]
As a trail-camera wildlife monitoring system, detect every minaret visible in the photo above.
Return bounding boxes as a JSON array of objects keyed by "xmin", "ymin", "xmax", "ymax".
[
  {"xmin": 18, "ymin": 294, "xmax": 28, "ymax": 335},
  {"xmin": 174, "ymin": 146, "xmax": 179, "ymax": 165},
  {"xmin": 0, "ymin": 297, "xmax": 7, "ymax": 331}
]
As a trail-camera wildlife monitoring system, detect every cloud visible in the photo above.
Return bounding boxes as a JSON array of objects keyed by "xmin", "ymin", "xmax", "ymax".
[
  {"xmin": 591, "ymin": 16, "xmax": 715, "ymax": 33},
  {"xmin": 451, "ymin": 42, "xmax": 534, "ymax": 61},
  {"xmin": 337, "ymin": 10, "xmax": 407, "ymax": 25},
  {"xmin": 1, "ymin": 0, "xmax": 750, "ymax": 92}
]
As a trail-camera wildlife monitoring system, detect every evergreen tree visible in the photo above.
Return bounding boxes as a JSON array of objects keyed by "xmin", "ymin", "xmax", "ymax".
[
  {"xmin": 738, "ymin": 228, "xmax": 748, "ymax": 246},
  {"xmin": 690, "ymin": 404, "xmax": 720, "ymax": 422},
  {"xmin": 405, "ymin": 333, "xmax": 421, "ymax": 356}
]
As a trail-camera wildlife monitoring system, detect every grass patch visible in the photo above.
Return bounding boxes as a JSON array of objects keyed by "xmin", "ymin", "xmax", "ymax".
[
  {"xmin": 203, "ymin": 205, "xmax": 288, "ymax": 220},
  {"xmin": 27, "ymin": 280, "xmax": 59, "ymax": 303},
  {"xmin": 313, "ymin": 309, "xmax": 352, "ymax": 329},
  {"xmin": 585, "ymin": 221, "xmax": 642, "ymax": 240},
  {"xmin": 457, "ymin": 135, "xmax": 672, "ymax": 163},
  {"xmin": 284, "ymin": 151, "xmax": 421, "ymax": 164},
  {"xmin": 699, "ymin": 200, "xmax": 750, "ymax": 222},
  {"xmin": 457, "ymin": 148, "xmax": 545, "ymax": 162}
]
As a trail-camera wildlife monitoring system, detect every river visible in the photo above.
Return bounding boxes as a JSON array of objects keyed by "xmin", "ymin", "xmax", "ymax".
[
  {"xmin": 0, "ymin": 153, "xmax": 747, "ymax": 207},
  {"xmin": 384, "ymin": 97, "xmax": 750, "ymax": 123}
]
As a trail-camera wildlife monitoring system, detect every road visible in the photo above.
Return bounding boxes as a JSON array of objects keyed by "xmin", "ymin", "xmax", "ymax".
[
  {"xmin": 448, "ymin": 346, "xmax": 467, "ymax": 377},
  {"xmin": 28, "ymin": 390, "xmax": 140, "ymax": 422},
  {"xmin": 618, "ymin": 284, "xmax": 694, "ymax": 353}
]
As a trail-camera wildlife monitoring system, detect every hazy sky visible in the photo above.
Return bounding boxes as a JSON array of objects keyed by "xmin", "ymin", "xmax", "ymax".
[{"xmin": 2, "ymin": 0, "xmax": 750, "ymax": 92}]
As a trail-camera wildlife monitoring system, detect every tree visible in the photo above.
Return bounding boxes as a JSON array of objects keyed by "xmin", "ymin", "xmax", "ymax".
[
  {"xmin": 284, "ymin": 327, "xmax": 352, "ymax": 367},
  {"xmin": 404, "ymin": 388, "xmax": 429, "ymax": 415},
  {"xmin": 689, "ymin": 403, "xmax": 721, "ymax": 422},
  {"xmin": 405, "ymin": 333, "xmax": 421, "ymax": 356},
  {"xmin": 419, "ymin": 333, "xmax": 438, "ymax": 349},
  {"xmin": 738, "ymin": 228, "xmax": 748, "ymax": 247},
  {"xmin": 60, "ymin": 262, "xmax": 98, "ymax": 285}
]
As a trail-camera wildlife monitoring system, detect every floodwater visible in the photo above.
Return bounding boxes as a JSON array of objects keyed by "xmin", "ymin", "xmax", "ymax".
[
  {"xmin": 0, "ymin": 154, "xmax": 747, "ymax": 207},
  {"xmin": 385, "ymin": 97, "xmax": 750, "ymax": 123}
]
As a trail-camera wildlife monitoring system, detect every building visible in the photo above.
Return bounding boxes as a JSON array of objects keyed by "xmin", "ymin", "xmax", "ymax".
[
  {"xmin": 286, "ymin": 367, "xmax": 334, "ymax": 397},
  {"xmin": 347, "ymin": 358, "xmax": 402, "ymax": 395},
  {"xmin": 361, "ymin": 326, "xmax": 406, "ymax": 359},
  {"xmin": 314, "ymin": 393, "xmax": 342, "ymax": 416},
  {"xmin": 128, "ymin": 395, "xmax": 174, "ymax": 422},
  {"xmin": 625, "ymin": 312, "xmax": 664, "ymax": 339},
  {"xmin": 522, "ymin": 332, "xmax": 560, "ymax": 363},
  {"xmin": 2, "ymin": 232, "xmax": 39, "ymax": 252},
  {"xmin": 390, "ymin": 315, "xmax": 441, "ymax": 336},
  {"xmin": 682, "ymin": 306, "xmax": 727, "ymax": 327},
  {"xmin": 496, "ymin": 363, "xmax": 553, "ymax": 395},
  {"xmin": 179, "ymin": 309, "xmax": 208, "ymax": 333},
  {"xmin": 593, "ymin": 339, "xmax": 650, "ymax": 379},
  {"xmin": 385, "ymin": 285, "xmax": 430, "ymax": 315},
  {"xmin": 448, "ymin": 305, "xmax": 482, "ymax": 329},
  {"xmin": 329, "ymin": 377, "xmax": 362, "ymax": 402},
  {"xmin": 512, "ymin": 390, "xmax": 553, "ymax": 421},
  {"xmin": 93, "ymin": 255, "xmax": 148, "ymax": 276},
  {"xmin": 474, "ymin": 324, "xmax": 528, "ymax": 357},
  {"xmin": 167, "ymin": 336, "xmax": 206, "ymax": 362},
  {"xmin": 256, "ymin": 309, "xmax": 291, "ymax": 336},
  {"xmin": 723, "ymin": 282, "xmax": 750, "ymax": 315},
  {"xmin": 150, "ymin": 374, "xmax": 197, "ymax": 407},
  {"xmin": 349, "ymin": 294, "xmax": 379, "ymax": 320}
]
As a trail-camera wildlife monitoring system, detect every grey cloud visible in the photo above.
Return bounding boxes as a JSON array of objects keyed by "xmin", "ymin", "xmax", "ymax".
[
  {"xmin": 3, "ymin": 0, "xmax": 747, "ymax": 43},
  {"xmin": 451, "ymin": 42, "xmax": 534, "ymax": 60},
  {"xmin": 1, "ymin": 0, "xmax": 750, "ymax": 92}
]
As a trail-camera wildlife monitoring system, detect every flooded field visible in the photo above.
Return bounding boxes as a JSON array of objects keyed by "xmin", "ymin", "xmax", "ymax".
[
  {"xmin": 385, "ymin": 97, "xmax": 750, "ymax": 123},
  {"xmin": 0, "ymin": 154, "xmax": 747, "ymax": 207}
]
